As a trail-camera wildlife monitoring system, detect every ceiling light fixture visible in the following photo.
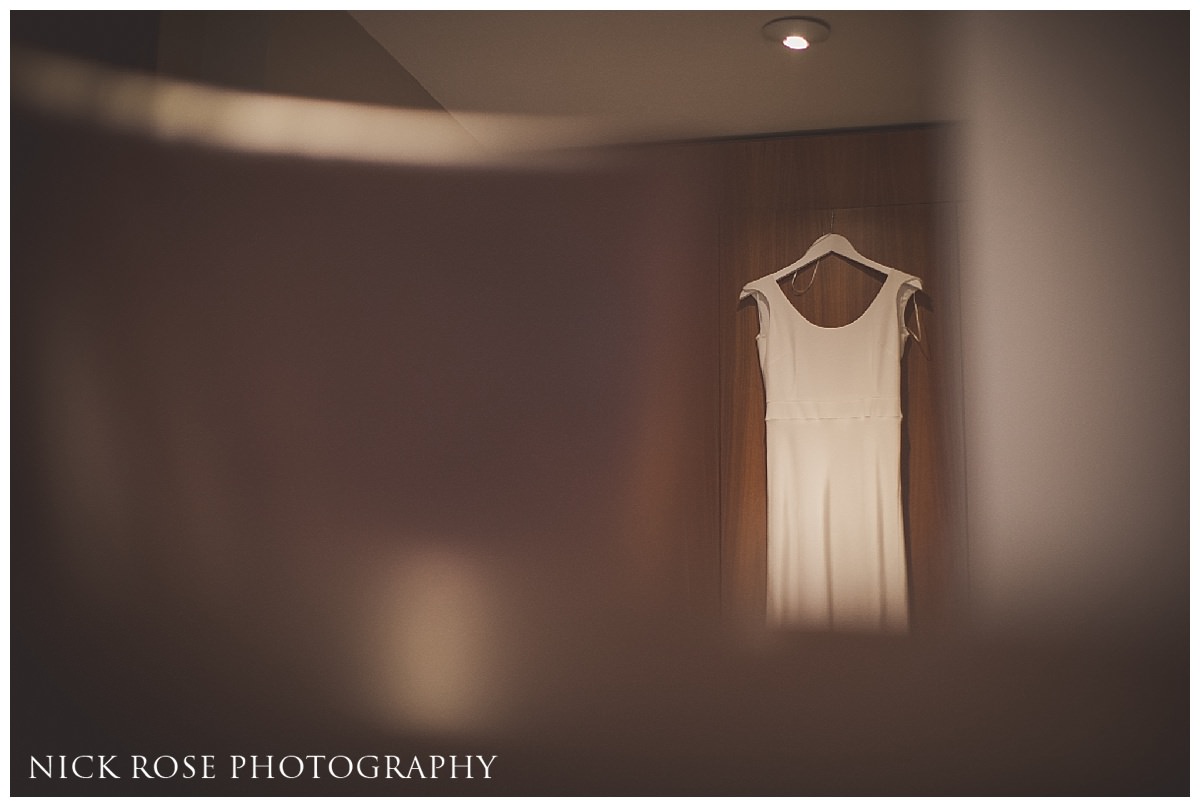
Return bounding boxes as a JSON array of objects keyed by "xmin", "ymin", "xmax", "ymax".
[{"xmin": 762, "ymin": 17, "xmax": 831, "ymax": 51}]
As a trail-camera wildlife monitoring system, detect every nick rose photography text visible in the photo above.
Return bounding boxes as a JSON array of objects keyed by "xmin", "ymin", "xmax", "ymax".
[{"xmin": 29, "ymin": 754, "xmax": 499, "ymax": 780}]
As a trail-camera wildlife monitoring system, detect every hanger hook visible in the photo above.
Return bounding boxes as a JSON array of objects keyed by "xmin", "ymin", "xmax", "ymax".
[{"xmin": 792, "ymin": 207, "xmax": 837, "ymax": 295}]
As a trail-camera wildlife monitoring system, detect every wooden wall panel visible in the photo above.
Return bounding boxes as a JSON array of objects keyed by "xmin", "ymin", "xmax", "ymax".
[
  {"xmin": 715, "ymin": 126, "xmax": 966, "ymax": 630},
  {"xmin": 720, "ymin": 125, "xmax": 957, "ymax": 211}
]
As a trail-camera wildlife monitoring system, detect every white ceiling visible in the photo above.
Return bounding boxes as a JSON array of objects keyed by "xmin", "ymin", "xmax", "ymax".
[{"xmin": 352, "ymin": 10, "xmax": 956, "ymax": 151}]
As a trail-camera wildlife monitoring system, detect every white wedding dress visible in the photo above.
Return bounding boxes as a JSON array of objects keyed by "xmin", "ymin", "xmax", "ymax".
[{"xmin": 741, "ymin": 253, "xmax": 922, "ymax": 631}]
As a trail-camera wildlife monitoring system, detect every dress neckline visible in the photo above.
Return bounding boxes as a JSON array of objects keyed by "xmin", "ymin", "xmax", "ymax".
[{"xmin": 772, "ymin": 272, "xmax": 892, "ymax": 331}]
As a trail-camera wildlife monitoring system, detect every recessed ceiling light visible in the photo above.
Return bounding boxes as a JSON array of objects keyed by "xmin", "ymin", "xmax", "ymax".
[{"xmin": 762, "ymin": 17, "xmax": 831, "ymax": 51}]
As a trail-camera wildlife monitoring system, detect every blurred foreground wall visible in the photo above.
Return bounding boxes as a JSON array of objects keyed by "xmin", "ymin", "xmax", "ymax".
[{"xmin": 949, "ymin": 12, "xmax": 1189, "ymax": 636}]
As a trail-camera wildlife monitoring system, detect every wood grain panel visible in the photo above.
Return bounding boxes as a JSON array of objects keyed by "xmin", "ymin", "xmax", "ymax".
[
  {"xmin": 716, "ymin": 126, "xmax": 966, "ymax": 631},
  {"xmin": 720, "ymin": 125, "xmax": 959, "ymax": 212}
]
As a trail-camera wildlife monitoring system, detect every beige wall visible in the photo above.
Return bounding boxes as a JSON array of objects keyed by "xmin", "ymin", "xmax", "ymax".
[{"xmin": 950, "ymin": 13, "xmax": 1188, "ymax": 634}]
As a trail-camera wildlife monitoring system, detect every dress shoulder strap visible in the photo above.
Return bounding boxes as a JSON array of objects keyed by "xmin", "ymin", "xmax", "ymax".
[
  {"xmin": 893, "ymin": 271, "xmax": 924, "ymax": 344},
  {"xmin": 740, "ymin": 278, "xmax": 774, "ymax": 339}
]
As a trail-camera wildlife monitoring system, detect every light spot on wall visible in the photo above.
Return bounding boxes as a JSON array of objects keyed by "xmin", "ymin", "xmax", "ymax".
[{"xmin": 351, "ymin": 543, "xmax": 511, "ymax": 736}]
